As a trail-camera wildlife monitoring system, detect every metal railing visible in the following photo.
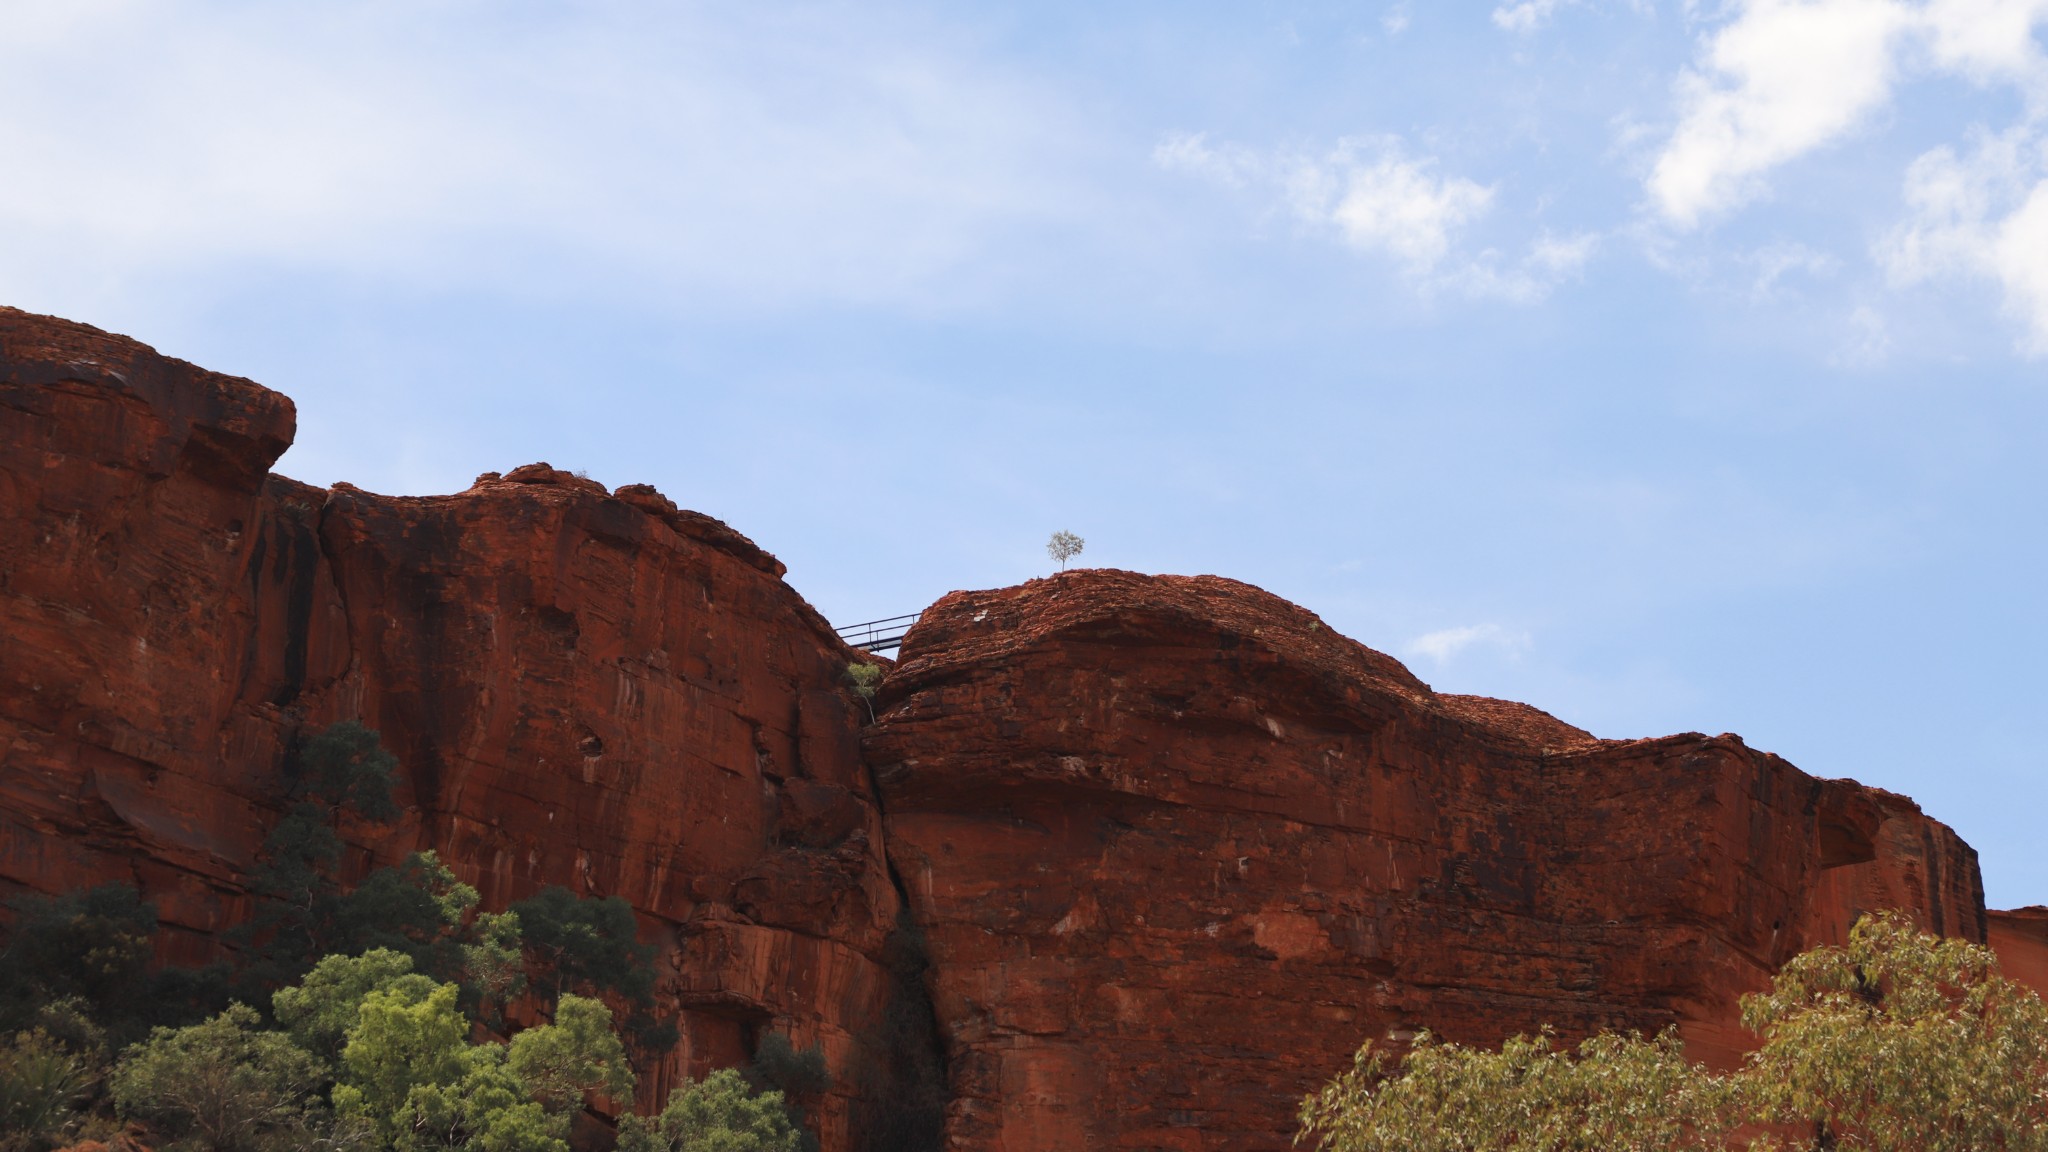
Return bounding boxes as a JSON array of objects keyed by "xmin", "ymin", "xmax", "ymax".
[{"xmin": 836, "ymin": 612, "xmax": 920, "ymax": 654}]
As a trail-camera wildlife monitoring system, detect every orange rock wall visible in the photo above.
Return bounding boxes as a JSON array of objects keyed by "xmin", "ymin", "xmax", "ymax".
[
  {"xmin": 1990, "ymin": 907, "xmax": 2048, "ymax": 1000},
  {"xmin": 0, "ymin": 308, "xmax": 899, "ymax": 1145},
  {"xmin": 865, "ymin": 573, "xmax": 1986, "ymax": 1152},
  {"xmin": 0, "ymin": 306, "xmax": 2020, "ymax": 1152}
]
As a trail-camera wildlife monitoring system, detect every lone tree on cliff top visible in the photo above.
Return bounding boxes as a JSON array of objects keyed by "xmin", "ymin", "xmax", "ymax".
[{"xmin": 1047, "ymin": 530, "xmax": 1084, "ymax": 571}]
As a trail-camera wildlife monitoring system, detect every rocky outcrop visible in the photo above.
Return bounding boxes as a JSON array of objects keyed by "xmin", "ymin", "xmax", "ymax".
[
  {"xmin": 0, "ymin": 308, "xmax": 900, "ymax": 1146},
  {"xmin": 1990, "ymin": 907, "xmax": 2048, "ymax": 999},
  {"xmin": 865, "ymin": 572, "xmax": 1986, "ymax": 1152},
  {"xmin": 1, "ymin": 306, "xmax": 2025, "ymax": 1152}
]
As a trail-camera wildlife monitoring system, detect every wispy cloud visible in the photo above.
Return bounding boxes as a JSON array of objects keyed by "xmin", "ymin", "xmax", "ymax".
[
  {"xmin": 1494, "ymin": 0, "xmax": 1579, "ymax": 33},
  {"xmin": 1157, "ymin": 132, "xmax": 1597, "ymax": 302},
  {"xmin": 1878, "ymin": 128, "xmax": 2048, "ymax": 353},
  {"xmin": 1406, "ymin": 623, "xmax": 1533, "ymax": 664},
  {"xmin": 0, "ymin": 4, "xmax": 1084, "ymax": 313}
]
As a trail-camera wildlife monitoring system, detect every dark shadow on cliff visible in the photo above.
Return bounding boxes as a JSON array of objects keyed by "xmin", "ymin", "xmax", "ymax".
[{"xmin": 853, "ymin": 906, "xmax": 948, "ymax": 1152}]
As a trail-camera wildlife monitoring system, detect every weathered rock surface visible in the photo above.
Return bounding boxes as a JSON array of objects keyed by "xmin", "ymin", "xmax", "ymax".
[
  {"xmin": 1, "ymin": 305, "xmax": 2032, "ymax": 1152},
  {"xmin": 1990, "ymin": 907, "xmax": 2048, "ymax": 999},
  {"xmin": 0, "ymin": 307, "xmax": 900, "ymax": 1145},
  {"xmin": 866, "ymin": 572, "xmax": 1988, "ymax": 1152}
]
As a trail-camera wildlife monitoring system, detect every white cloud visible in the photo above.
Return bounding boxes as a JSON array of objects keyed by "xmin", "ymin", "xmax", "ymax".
[
  {"xmin": 1650, "ymin": 0, "xmax": 1914, "ymax": 227},
  {"xmin": 1643, "ymin": 0, "xmax": 2048, "ymax": 348},
  {"xmin": 1383, "ymin": 5, "xmax": 1412, "ymax": 35},
  {"xmin": 1530, "ymin": 231, "xmax": 1601, "ymax": 275},
  {"xmin": 1746, "ymin": 241, "xmax": 1841, "ymax": 299},
  {"xmin": 1833, "ymin": 304, "xmax": 1895, "ymax": 365},
  {"xmin": 1649, "ymin": 0, "xmax": 2048, "ymax": 228},
  {"xmin": 1407, "ymin": 623, "xmax": 1532, "ymax": 664},
  {"xmin": 1160, "ymin": 133, "xmax": 1598, "ymax": 301},
  {"xmin": 1152, "ymin": 132, "xmax": 1260, "ymax": 189},
  {"xmin": 1494, "ymin": 0, "xmax": 1578, "ymax": 33},
  {"xmin": 1878, "ymin": 130, "xmax": 2048, "ymax": 352},
  {"xmin": 0, "ymin": 3, "xmax": 1085, "ymax": 313},
  {"xmin": 1920, "ymin": 0, "xmax": 2048, "ymax": 87},
  {"xmin": 1292, "ymin": 144, "xmax": 1497, "ymax": 271}
]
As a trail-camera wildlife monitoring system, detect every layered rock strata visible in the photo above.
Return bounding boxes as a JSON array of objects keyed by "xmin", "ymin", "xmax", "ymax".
[
  {"xmin": 865, "ymin": 572, "xmax": 1986, "ymax": 1152},
  {"xmin": 0, "ymin": 307, "xmax": 901, "ymax": 1145},
  {"xmin": 0, "ymin": 305, "xmax": 2024, "ymax": 1152}
]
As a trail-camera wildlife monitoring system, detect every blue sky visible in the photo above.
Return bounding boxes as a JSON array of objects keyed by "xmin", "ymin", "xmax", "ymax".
[{"xmin": 4, "ymin": 1, "xmax": 2047, "ymax": 905}]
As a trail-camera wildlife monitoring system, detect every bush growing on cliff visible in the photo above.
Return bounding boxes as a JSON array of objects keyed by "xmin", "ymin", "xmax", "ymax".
[
  {"xmin": 616, "ymin": 1068, "xmax": 805, "ymax": 1152},
  {"xmin": 1299, "ymin": 912, "xmax": 2048, "ymax": 1152},
  {"xmin": 843, "ymin": 662, "xmax": 883, "ymax": 723},
  {"xmin": 0, "ymin": 884, "xmax": 227, "ymax": 1042},
  {"xmin": 506, "ymin": 887, "xmax": 673, "ymax": 1049}
]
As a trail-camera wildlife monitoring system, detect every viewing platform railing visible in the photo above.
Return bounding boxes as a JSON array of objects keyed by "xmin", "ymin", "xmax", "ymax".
[{"xmin": 835, "ymin": 612, "xmax": 920, "ymax": 654}]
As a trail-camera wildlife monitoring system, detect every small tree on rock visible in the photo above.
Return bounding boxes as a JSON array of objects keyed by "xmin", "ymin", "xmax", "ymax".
[
  {"xmin": 1046, "ymin": 531, "xmax": 1084, "ymax": 572},
  {"xmin": 844, "ymin": 663, "xmax": 884, "ymax": 724}
]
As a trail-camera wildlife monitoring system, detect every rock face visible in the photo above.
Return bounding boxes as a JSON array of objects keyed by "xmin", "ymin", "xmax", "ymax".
[
  {"xmin": 1990, "ymin": 908, "xmax": 2048, "ymax": 1000},
  {"xmin": 866, "ymin": 572, "xmax": 1986, "ymax": 1152},
  {"xmin": 0, "ymin": 307, "xmax": 904, "ymax": 1146},
  {"xmin": 0, "ymin": 305, "xmax": 2024, "ymax": 1152}
]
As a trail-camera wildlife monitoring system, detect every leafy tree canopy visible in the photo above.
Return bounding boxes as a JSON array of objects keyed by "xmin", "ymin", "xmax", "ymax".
[
  {"xmin": 1300, "ymin": 912, "xmax": 2048, "ymax": 1152},
  {"xmin": 617, "ymin": 1068, "xmax": 805, "ymax": 1152},
  {"xmin": 111, "ymin": 1003, "xmax": 326, "ymax": 1152},
  {"xmin": 296, "ymin": 720, "xmax": 400, "ymax": 823},
  {"xmin": 506, "ymin": 994, "xmax": 635, "ymax": 1113}
]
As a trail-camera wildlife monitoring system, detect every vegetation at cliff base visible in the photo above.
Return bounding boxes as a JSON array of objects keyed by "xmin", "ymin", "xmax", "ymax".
[
  {"xmin": 0, "ymin": 723, "xmax": 817, "ymax": 1152},
  {"xmin": 1299, "ymin": 911, "xmax": 2048, "ymax": 1152}
]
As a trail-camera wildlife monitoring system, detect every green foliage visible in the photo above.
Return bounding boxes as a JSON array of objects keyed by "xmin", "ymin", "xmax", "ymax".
[
  {"xmin": 381, "ymin": 1045, "xmax": 563, "ymax": 1152},
  {"xmin": 0, "ymin": 1029, "xmax": 99, "ymax": 1152},
  {"xmin": 843, "ymin": 663, "xmax": 883, "ymax": 723},
  {"xmin": 506, "ymin": 888, "xmax": 650, "ymax": 1008},
  {"xmin": 505, "ymin": 887, "xmax": 671, "ymax": 1047},
  {"xmin": 747, "ymin": 1034, "xmax": 828, "ymax": 1100},
  {"xmin": 1299, "ymin": 911, "xmax": 2048, "ymax": 1152},
  {"xmin": 506, "ymin": 995, "xmax": 634, "ymax": 1113},
  {"xmin": 0, "ymin": 883, "xmax": 223, "ymax": 1041},
  {"xmin": 331, "ymin": 980, "xmax": 576, "ymax": 1152},
  {"xmin": 0, "ymin": 722, "xmax": 662, "ymax": 1150},
  {"xmin": 296, "ymin": 720, "xmax": 400, "ymax": 823},
  {"xmin": 746, "ymin": 1034, "xmax": 827, "ymax": 1152},
  {"xmin": 616, "ymin": 1069, "xmax": 804, "ymax": 1152},
  {"xmin": 111, "ymin": 1003, "xmax": 326, "ymax": 1152},
  {"xmin": 235, "ymin": 804, "xmax": 349, "ymax": 989},
  {"xmin": 332, "ymin": 981, "xmax": 471, "ymax": 1138},
  {"xmin": 336, "ymin": 851, "xmax": 480, "ymax": 982},
  {"xmin": 462, "ymin": 912, "xmax": 527, "ymax": 1027},
  {"xmin": 1300, "ymin": 1028, "xmax": 1724, "ymax": 1152},
  {"xmin": 272, "ymin": 949, "xmax": 435, "ymax": 1062},
  {"xmin": 236, "ymin": 722, "xmax": 427, "ymax": 994},
  {"xmin": 1739, "ymin": 910, "xmax": 2048, "ymax": 1151}
]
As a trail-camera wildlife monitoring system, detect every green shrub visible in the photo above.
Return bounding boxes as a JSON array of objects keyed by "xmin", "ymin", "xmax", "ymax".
[
  {"xmin": 111, "ymin": 1003, "xmax": 325, "ymax": 1152},
  {"xmin": 617, "ymin": 1068, "xmax": 804, "ymax": 1152},
  {"xmin": 1299, "ymin": 912, "xmax": 2048, "ymax": 1152},
  {"xmin": 0, "ymin": 1029, "xmax": 98, "ymax": 1152}
]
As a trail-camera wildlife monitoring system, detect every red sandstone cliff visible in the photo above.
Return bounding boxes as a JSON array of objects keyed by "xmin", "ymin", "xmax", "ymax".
[
  {"xmin": 1991, "ymin": 907, "xmax": 2048, "ymax": 999},
  {"xmin": 0, "ymin": 307, "xmax": 900, "ymax": 1145},
  {"xmin": 865, "ymin": 572, "xmax": 1987, "ymax": 1152},
  {"xmin": 0, "ymin": 305, "xmax": 2030, "ymax": 1152}
]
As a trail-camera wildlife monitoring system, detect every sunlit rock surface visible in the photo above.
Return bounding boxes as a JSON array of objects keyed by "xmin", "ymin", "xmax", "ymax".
[{"xmin": 0, "ymin": 305, "xmax": 2025, "ymax": 1152}]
